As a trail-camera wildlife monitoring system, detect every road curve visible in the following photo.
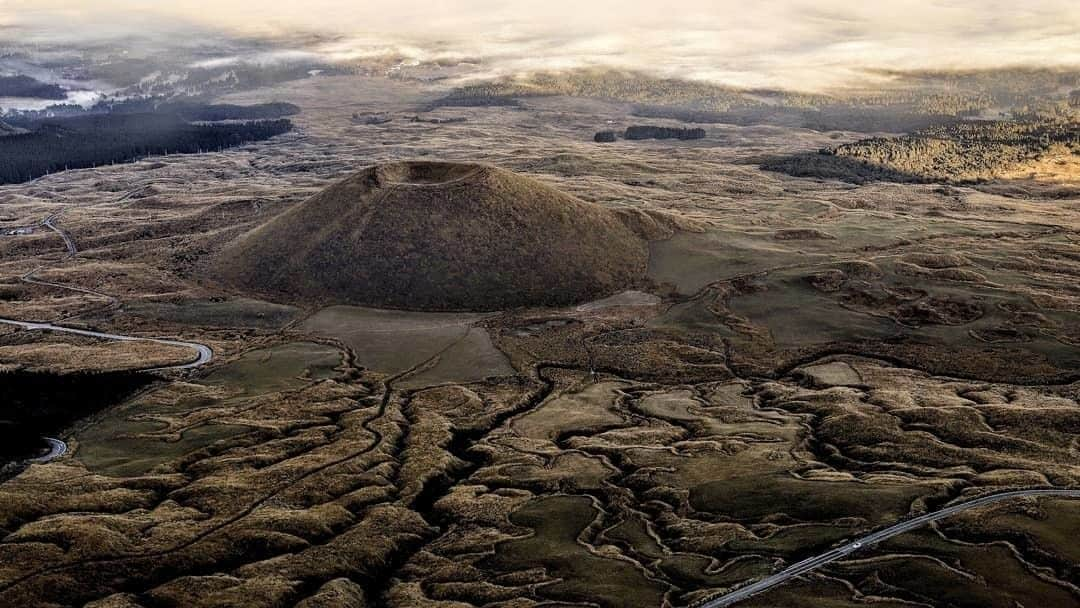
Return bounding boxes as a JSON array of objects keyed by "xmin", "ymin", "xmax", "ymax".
[
  {"xmin": 42, "ymin": 214, "xmax": 77, "ymax": 258},
  {"xmin": 28, "ymin": 438, "xmax": 67, "ymax": 464},
  {"xmin": 692, "ymin": 488, "xmax": 1080, "ymax": 608},
  {"xmin": 3, "ymin": 211, "xmax": 211, "ymax": 465},
  {"xmin": 0, "ymin": 318, "xmax": 212, "ymax": 370},
  {"xmin": 1, "ymin": 317, "xmax": 213, "ymax": 464}
]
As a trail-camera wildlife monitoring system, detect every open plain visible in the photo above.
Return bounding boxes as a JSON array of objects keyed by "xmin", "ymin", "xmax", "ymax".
[{"xmin": 0, "ymin": 71, "xmax": 1078, "ymax": 608}]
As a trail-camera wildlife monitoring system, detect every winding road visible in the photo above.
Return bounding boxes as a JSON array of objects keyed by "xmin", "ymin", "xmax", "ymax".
[
  {"xmin": 3, "ymin": 212, "xmax": 214, "ymax": 463},
  {"xmin": 3, "ymin": 201, "xmax": 1078, "ymax": 604},
  {"xmin": 28, "ymin": 438, "xmax": 67, "ymax": 464},
  {"xmin": 42, "ymin": 214, "xmax": 77, "ymax": 258},
  {"xmin": 692, "ymin": 488, "xmax": 1080, "ymax": 608},
  {"xmin": 1, "ymin": 316, "xmax": 214, "ymax": 464},
  {"xmin": 0, "ymin": 318, "xmax": 212, "ymax": 370},
  {"xmin": 2, "ymin": 214, "xmax": 206, "ymax": 364}
]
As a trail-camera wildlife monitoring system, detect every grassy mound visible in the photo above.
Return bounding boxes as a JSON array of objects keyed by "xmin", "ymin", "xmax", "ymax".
[{"xmin": 212, "ymin": 161, "xmax": 649, "ymax": 310}]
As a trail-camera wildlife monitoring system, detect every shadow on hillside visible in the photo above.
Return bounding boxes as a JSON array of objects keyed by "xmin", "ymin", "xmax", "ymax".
[
  {"xmin": 759, "ymin": 151, "xmax": 933, "ymax": 184},
  {"xmin": 0, "ymin": 370, "xmax": 153, "ymax": 463}
]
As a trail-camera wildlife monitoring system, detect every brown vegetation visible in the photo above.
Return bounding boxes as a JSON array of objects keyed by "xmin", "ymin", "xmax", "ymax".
[
  {"xmin": 0, "ymin": 73, "xmax": 1077, "ymax": 608},
  {"xmin": 210, "ymin": 161, "xmax": 650, "ymax": 311}
]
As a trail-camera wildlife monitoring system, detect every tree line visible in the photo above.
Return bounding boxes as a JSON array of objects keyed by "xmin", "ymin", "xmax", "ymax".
[
  {"xmin": 0, "ymin": 75, "xmax": 67, "ymax": 100},
  {"xmin": 763, "ymin": 117, "xmax": 1079, "ymax": 183},
  {"xmin": 0, "ymin": 112, "xmax": 293, "ymax": 184}
]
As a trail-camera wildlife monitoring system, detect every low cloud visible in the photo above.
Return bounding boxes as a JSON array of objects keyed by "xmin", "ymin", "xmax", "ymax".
[{"xmin": 2, "ymin": 0, "xmax": 1078, "ymax": 90}]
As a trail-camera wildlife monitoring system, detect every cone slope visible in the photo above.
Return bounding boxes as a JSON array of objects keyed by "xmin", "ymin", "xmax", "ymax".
[{"xmin": 212, "ymin": 161, "xmax": 649, "ymax": 311}]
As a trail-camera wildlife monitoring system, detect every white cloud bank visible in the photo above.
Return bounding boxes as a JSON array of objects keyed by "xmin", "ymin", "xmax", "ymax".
[{"xmin": 2, "ymin": 0, "xmax": 1078, "ymax": 90}]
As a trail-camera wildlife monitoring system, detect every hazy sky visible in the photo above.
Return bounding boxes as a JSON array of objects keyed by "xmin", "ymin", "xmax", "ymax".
[{"xmin": 3, "ymin": 1, "xmax": 1079, "ymax": 89}]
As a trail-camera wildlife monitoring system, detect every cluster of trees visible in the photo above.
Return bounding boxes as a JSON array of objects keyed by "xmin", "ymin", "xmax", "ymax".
[
  {"xmin": 760, "ymin": 152, "xmax": 922, "ymax": 184},
  {"xmin": 624, "ymin": 125, "xmax": 706, "ymax": 140},
  {"xmin": 0, "ymin": 75, "xmax": 66, "ymax": 100},
  {"xmin": 593, "ymin": 126, "xmax": 707, "ymax": 143},
  {"xmin": 0, "ymin": 113, "xmax": 293, "ymax": 184},
  {"xmin": 6, "ymin": 97, "xmax": 299, "ymax": 125},
  {"xmin": 910, "ymin": 93, "xmax": 994, "ymax": 116},
  {"xmin": 353, "ymin": 113, "xmax": 392, "ymax": 125},
  {"xmin": 168, "ymin": 102, "xmax": 300, "ymax": 121},
  {"xmin": 823, "ymin": 90, "xmax": 994, "ymax": 116},
  {"xmin": 763, "ymin": 117, "xmax": 1079, "ymax": 184},
  {"xmin": 409, "ymin": 115, "xmax": 467, "ymax": 124},
  {"xmin": 1010, "ymin": 99, "xmax": 1080, "ymax": 123},
  {"xmin": 859, "ymin": 68, "xmax": 1079, "ymax": 111},
  {"xmin": 920, "ymin": 119, "xmax": 1078, "ymax": 147},
  {"xmin": 2, "ymin": 103, "xmax": 87, "ymax": 123}
]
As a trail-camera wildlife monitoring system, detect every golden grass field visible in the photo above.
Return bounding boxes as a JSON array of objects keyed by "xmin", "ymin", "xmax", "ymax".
[{"xmin": 0, "ymin": 74, "xmax": 1077, "ymax": 607}]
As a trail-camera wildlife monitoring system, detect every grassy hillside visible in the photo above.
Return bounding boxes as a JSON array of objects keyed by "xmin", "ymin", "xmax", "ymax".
[{"xmin": 211, "ymin": 162, "xmax": 651, "ymax": 311}]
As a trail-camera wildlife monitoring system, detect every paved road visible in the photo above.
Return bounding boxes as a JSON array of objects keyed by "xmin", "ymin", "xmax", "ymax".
[
  {"xmin": 0, "ymin": 318, "xmax": 212, "ymax": 370},
  {"xmin": 3, "ymin": 210, "xmax": 212, "ymax": 465},
  {"xmin": 28, "ymin": 438, "xmax": 67, "ymax": 464},
  {"xmin": 1, "ymin": 318, "xmax": 213, "ymax": 464},
  {"xmin": 693, "ymin": 488, "xmax": 1080, "ymax": 608}
]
